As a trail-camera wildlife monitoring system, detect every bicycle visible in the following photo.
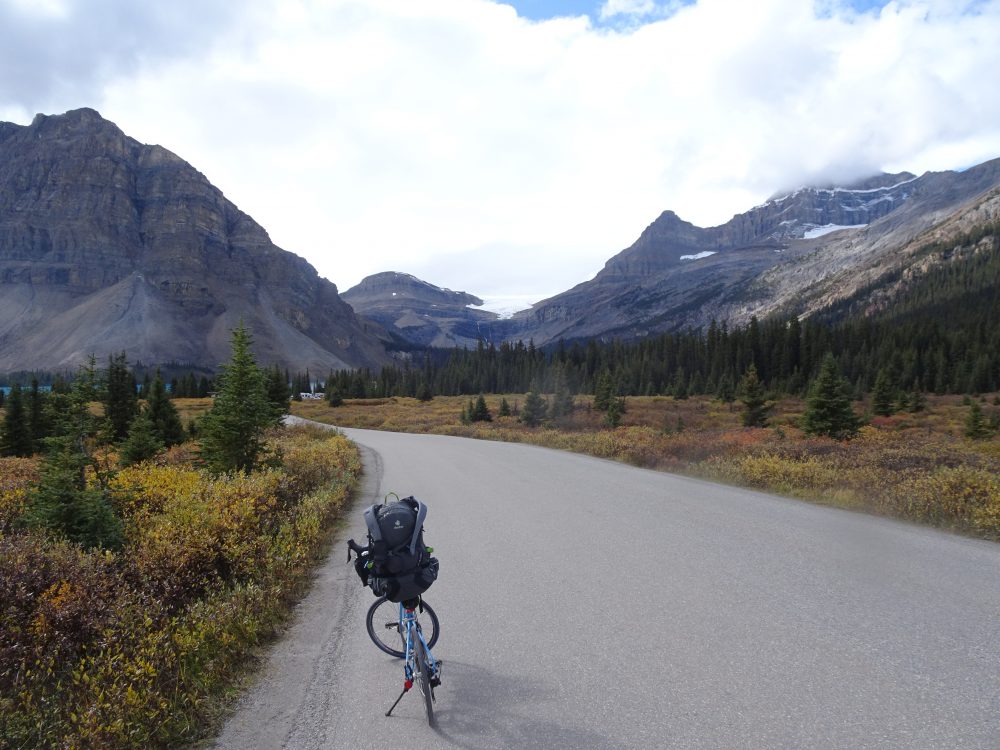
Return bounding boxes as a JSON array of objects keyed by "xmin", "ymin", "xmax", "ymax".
[
  {"xmin": 372, "ymin": 596, "xmax": 441, "ymax": 726},
  {"xmin": 349, "ymin": 538, "xmax": 442, "ymax": 726}
]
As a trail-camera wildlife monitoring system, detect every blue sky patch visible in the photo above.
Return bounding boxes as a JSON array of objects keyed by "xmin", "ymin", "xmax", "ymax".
[{"xmin": 504, "ymin": 1, "xmax": 896, "ymax": 22}]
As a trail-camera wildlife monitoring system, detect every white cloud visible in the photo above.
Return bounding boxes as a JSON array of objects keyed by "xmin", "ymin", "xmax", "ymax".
[{"xmin": 3, "ymin": 0, "xmax": 1000, "ymax": 300}]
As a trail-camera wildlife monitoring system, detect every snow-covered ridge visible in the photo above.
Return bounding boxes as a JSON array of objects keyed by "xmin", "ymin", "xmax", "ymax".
[
  {"xmin": 802, "ymin": 223, "xmax": 867, "ymax": 239},
  {"xmin": 759, "ymin": 174, "xmax": 921, "ymax": 209}
]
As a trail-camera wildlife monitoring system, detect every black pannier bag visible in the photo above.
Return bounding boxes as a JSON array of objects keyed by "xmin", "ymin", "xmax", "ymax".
[{"xmin": 358, "ymin": 496, "xmax": 439, "ymax": 602}]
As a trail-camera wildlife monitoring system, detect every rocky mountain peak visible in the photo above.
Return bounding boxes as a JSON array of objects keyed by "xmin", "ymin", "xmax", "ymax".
[
  {"xmin": 342, "ymin": 272, "xmax": 496, "ymax": 349},
  {"xmin": 506, "ymin": 157, "xmax": 1000, "ymax": 345},
  {"xmin": 0, "ymin": 108, "xmax": 390, "ymax": 372},
  {"xmin": 346, "ymin": 271, "xmax": 484, "ymax": 307}
]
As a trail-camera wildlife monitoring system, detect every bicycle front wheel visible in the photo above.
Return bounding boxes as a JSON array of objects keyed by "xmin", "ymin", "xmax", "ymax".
[
  {"xmin": 414, "ymin": 637, "xmax": 436, "ymax": 727},
  {"xmin": 365, "ymin": 596, "xmax": 440, "ymax": 658}
]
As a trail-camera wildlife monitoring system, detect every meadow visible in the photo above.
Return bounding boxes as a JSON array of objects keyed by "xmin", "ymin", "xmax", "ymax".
[
  {"xmin": 0, "ymin": 424, "xmax": 360, "ymax": 749},
  {"xmin": 292, "ymin": 393, "xmax": 1000, "ymax": 540}
]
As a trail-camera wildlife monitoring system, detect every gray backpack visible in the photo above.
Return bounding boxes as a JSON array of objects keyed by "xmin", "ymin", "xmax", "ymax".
[{"xmin": 362, "ymin": 496, "xmax": 439, "ymax": 602}]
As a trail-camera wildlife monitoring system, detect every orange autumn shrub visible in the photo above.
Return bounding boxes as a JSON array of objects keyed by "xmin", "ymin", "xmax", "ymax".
[
  {"xmin": 0, "ymin": 428, "xmax": 360, "ymax": 750},
  {"xmin": 0, "ymin": 456, "xmax": 39, "ymax": 531}
]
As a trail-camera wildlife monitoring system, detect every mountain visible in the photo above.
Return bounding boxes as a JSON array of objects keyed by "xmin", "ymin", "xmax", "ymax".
[
  {"xmin": 0, "ymin": 108, "xmax": 390, "ymax": 373},
  {"xmin": 507, "ymin": 158, "xmax": 1000, "ymax": 345},
  {"xmin": 342, "ymin": 272, "xmax": 499, "ymax": 349}
]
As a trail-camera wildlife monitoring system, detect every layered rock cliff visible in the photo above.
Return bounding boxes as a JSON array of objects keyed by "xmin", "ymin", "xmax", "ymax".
[{"xmin": 0, "ymin": 108, "xmax": 390, "ymax": 373}]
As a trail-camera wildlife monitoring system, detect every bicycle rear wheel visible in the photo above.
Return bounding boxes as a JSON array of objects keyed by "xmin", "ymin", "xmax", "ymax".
[
  {"xmin": 365, "ymin": 596, "xmax": 440, "ymax": 658},
  {"xmin": 414, "ymin": 637, "xmax": 436, "ymax": 727}
]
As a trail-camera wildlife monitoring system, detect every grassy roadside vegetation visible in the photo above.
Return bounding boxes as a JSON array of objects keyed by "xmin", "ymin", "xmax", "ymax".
[
  {"xmin": 292, "ymin": 393, "xmax": 1000, "ymax": 540},
  {"xmin": 0, "ymin": 423, "xmax": 361, "ymax": 749}
]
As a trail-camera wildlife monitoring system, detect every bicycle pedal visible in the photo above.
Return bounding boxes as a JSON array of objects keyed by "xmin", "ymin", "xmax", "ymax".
[{"xmin": 431, "ymin": 660, "xmax": 442, "ymax": 687}]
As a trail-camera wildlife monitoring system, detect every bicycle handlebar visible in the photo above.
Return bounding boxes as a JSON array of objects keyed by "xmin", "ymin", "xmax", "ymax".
[{"xmin": 347, "ymin": 538, "xmax": 366, "ymax": 561}]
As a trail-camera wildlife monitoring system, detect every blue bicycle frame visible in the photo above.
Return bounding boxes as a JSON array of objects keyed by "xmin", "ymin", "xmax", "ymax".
[
  {"xmin": 401, "ymin": 602, "xmax": 438, "ymax": 684},
  {"xmin": 385, "ymin": 600, "xmax": 440, "ymax": 722}
]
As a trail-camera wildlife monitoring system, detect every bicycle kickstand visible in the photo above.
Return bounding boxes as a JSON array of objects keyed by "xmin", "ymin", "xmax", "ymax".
[{"xmin": 385, "ymin": 681, "xmax": 412, "ymax": 717}]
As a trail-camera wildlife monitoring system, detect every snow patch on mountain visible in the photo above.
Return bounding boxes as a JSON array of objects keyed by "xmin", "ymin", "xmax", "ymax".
[{"xmin": 803, "ymin": 223, "xmax": 867, "ymax": 239}]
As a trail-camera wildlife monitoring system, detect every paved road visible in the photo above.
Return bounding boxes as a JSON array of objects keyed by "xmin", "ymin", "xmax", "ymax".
[{"xmin": 214, "ymin": 423, "xmax": 1000, "ymax": 749}]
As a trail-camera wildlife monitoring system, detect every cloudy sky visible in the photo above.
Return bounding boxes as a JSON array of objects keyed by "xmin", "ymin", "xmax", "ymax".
[{"xmin": 2, "ymin": 0, "xmax": 1000, "ymax": 312}]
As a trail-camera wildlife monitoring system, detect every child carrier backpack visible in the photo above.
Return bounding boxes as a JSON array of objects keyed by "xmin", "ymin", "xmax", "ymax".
[{"xmin": 360, "ymin": 496, "xmax": 439, "ymax": 602}]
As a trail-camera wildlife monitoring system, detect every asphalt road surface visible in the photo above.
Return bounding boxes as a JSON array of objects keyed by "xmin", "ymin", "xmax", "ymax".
[{"xmin": 213, "ymin": 422, "xmax": 1000, "ymax": 749}]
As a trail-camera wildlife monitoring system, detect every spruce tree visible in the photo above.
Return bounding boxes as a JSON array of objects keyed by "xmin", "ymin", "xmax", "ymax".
[
  {"xmin": 549, "ymin": 373, "xmax": 575, "ymax": 419},
  {"xmin": 871, "ymin": 368, "xmax": 896, "ymax": 417},
  {"xmin": 603, "ymin": 396, "xmax": 625, "ymax": 428},
  {"xmin": 738, "ymin": 364, "xmax": 772, "ymax": 428},
  {"xmin": 498, "ymin": 398, "xmax": 512, "ymax": 417},
  {"xmin": 802, "ymin": 354, "xmax": 861, "ymax": 439},
  {"xmin": 593, "ymin": 371, "xmax": 613, "ymax": 411},
  {"xmin": 22, "ymin": 359, "xmax": 123, "ymax": 551},
  {"xmin": 265, "ymin": 365, "xmax": 291, "ymax": 418},
  {"xmin": 416, "ymin": 382, "xmax": 433, "ymax": 402},
  {"xmin": 964, "ymin": 401, "xmax": 991, "ymax": 439},
  {"xmin": 716, "ymin": 373, "xmax": 736, "ymax": 408},
  {"xmin": 199, "ymin": 324, "xmax": 280, "ymax": 474},
  {"xmin": 119, "ymin": 409, "xmax": 163, "ymax": 466},
  {"xmin": 327, "ymin": 387, "xmax": 344, "ymax": 407},
  {"xmin": 471, "ymin": 394, "xmax": 493, "ymax": 422},
  {"xmin": 521, "ymin": 391, "xmax": 546, "ymax": 427},
  {"xmin": 28, "ymin": 378, "xmax": 49, "ymax": 446},
  {"xmin": 104, "ymin": 352, "xmax": 138, "ymax": 441},
  {"xmin": 146, "ymin": 372, "xmax": 186, "ymax": 447},
  {"xmin": 672, "ymin": 368, "xmax": 689, "ymax": 400},
  {"xmin": 1, "ymin": 384, "xmax": 33, "ymax": 457}
]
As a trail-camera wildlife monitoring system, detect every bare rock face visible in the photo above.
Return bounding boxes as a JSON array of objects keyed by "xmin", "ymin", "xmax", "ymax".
[
  {"xmin": 342, "ymin": 272, "xmax": 498, "ymax": 349},
  {"xmin": 510, "ymin": 158, "xmax": 1000, "ymax": 344},
  {"xmin": 0, "ymin": 108, "xmax": 391, "ymax": 373}
]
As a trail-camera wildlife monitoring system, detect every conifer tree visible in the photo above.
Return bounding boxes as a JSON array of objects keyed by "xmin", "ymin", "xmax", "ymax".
[
  {"xmin": 119, "ymin": 409, "xmax": 163, "ymax": 466},
  {"xmin": 603, "ymin": 396, "xmax": 625, "ymax": 428},
  {"xmin": 22, "ymin": 358, "xmax": 123, "ymax": 551},
  {"xmin": 104, "ymin": 352, "xmax": 138, "ymax": 441},
  {"xmin": 327, "ymin": 387, "xmax": 344, "ymax": 407},
  {"xmin": 672, "ymin": 368, "xmax": 689, "ymax": 400},
  {"xmin": 549, "ymin": 370, "xmax": 575, "ymax": 419},
  {"xmin": 498, "ymin": 398, "xmax": 512, "ymax": 417},
  {"xmin": 716, "ymin": 373, "xmax": 736, "ymax": 408},
  {"xmin": 146, "ymin": 372, "xmax": 185, "ymax": 447},
  {"xmin": 28, "ymin": 378, "xmax": 49, "ymax": 446},
  {"xmin": 521, "ymin": 391, "xmax": 546, "ymax": 427},
  {"xmin": 738, "ymin": 364, "xmax": 771, "ymax": 428},
  {"xmin": 265, "ymin": 364, "xmax": 291, "ymax": 418},
  {"xmin": 1, "ymin": 384, "xmax": 33, "ymax": 457},
  {"xmin": 802, "ymin": 354, "xmax": 861, "ymax": 439},
  {"xmin": 199, "ymin": 324, "xmax": 279, "ymax": 474},
  {"xmin": 593, "ymin": 371, "xmax": 613, "ymax": 411},
  {"xmin": 471, "ymin": 394, "xmax": 493, "ymax": 422},
  {"xmin": 964, "ymin": 401, "xmax": 991, "ymax": 439},
  {"xmin": 416, "ymin": 382, "xmax": 433, "ymax": 402},
  {"xmin": 871, "ymin": 368, "xmax": 896, "ymax": 417}
]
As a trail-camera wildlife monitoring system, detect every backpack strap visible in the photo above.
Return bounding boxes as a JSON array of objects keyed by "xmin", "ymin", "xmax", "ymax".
[
  {"xmin": 401, "ymin": 496, "xmax": 427, "ymax": 555},
  {"xmin": 363, "ymin": 503, "xmax": 383, "ymax": 542}
]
